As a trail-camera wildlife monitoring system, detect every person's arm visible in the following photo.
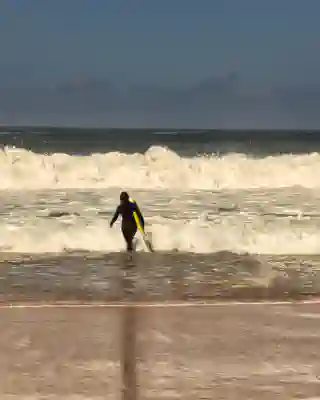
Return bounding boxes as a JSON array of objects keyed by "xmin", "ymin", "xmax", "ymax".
[{"xmin": 110, "ymin": 206, "xmax": 121, "ymax": 227}]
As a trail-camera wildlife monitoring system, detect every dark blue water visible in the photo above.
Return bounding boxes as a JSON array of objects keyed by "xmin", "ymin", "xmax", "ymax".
[{"xmin": 1, "ymin": 126, "xmax": 320, "ymax": 156}]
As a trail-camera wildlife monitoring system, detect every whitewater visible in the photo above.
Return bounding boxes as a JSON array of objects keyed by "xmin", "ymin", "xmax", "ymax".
[
  {"xmin": 2, "ymin": 145, "xmax": 320, "ymax": 190},
  {"xmin": 1, "ymin": 144, "xmax": 320, "ymax": 255},
  {"xmin": 0, "ymin": 146, "xmax": 320, "ymax": 191}
]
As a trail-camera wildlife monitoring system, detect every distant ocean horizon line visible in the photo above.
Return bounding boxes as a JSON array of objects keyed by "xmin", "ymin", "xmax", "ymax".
[{"xmin": 0, "ymin": 124, "xmax": 320, "ymax": 133}]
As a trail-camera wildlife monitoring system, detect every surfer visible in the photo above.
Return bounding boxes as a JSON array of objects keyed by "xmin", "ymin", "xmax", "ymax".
[{"xmin": 110, "ymin": 191, "xmax": 145, "ymax": 252}]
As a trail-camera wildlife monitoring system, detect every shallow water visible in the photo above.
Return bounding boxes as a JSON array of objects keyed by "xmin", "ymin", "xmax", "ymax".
[
  {"xmin": 0, "ymin": 250, "xmax": 319, "ymax": 304},
  {"xmin": 1, "ymin": 187, "xmax": 320, "ymax": 255}
]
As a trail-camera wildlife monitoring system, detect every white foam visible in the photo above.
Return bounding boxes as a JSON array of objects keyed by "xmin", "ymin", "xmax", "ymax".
[
  {"xmin": 1, "ymin": 216, "xmax": 320, "ymax": 254},
  {"xmin": 2, "ymin": 145, "xmax": 320, "ymax": 190}
]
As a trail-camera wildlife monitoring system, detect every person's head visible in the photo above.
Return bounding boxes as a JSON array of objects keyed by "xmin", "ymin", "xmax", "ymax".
[{"xmin": 120, "ymin": 191, "xmax": 129, "ymax": 203}]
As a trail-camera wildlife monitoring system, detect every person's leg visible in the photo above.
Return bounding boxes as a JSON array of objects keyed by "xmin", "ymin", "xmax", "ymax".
[{"xmin": 122, "ymin": 227, "xmax": 137, "ymax": 252}]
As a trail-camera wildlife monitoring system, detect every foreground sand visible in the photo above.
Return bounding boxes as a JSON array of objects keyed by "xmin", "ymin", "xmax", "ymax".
[
  {"xmin": 0, "ymin": 252, "xmax": 319, "ymax": 399},
  {"xmin": 0, "ymin": 301, "xmax": 320, "ymax": 399}
]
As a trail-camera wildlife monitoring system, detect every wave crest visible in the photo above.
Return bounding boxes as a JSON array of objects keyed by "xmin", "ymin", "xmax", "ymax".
[{"xmin": 1, "ymin": 145, "xmax": 320, "ymax": 190}]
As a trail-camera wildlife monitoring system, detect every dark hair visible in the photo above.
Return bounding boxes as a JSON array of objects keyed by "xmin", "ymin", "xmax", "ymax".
[{"xmin": 120, "ymin": 191, "xmax": 129, "ymax": 201}]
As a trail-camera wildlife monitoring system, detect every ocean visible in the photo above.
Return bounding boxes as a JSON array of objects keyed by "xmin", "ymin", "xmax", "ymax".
[
  {"xmin": 1, "ymin": 126, "xmax": 320, "ymax": 398},
  {"xmin": 0, "ymin": 126, "xmax": 320, "ymax": 298},
  {"xmin": 0, "ymin": 126, "xmax": 319, "ymax": 299},
  {"xmin": 1, "ymin": 127, "xmax": 320, "ymax": 246}
]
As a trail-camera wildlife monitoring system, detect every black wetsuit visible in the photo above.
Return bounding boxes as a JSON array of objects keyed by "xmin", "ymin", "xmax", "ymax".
[{"xmin": 110, "ymin": 199, "xmax": 145, "ymax": 251}]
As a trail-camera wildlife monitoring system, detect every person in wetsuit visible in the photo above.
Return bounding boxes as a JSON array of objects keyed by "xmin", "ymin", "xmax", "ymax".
[{"xmin": 110, "ymin": 191, "xmax": 145, "ymax": 252}]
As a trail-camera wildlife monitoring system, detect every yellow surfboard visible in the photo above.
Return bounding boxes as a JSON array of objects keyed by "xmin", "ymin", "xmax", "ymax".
[{"xmin": 132, "ymin": 209, "xmax": 154, "ymax": 252}]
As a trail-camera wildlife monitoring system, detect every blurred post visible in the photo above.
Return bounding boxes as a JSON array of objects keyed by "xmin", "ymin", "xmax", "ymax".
[{"xmin": 121, "ymin": 259, "xmax": 138, "ymax": 400}]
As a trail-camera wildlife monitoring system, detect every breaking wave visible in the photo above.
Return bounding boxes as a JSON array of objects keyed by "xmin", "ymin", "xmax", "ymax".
[
  {"xmin": 1, "ymin": 145, "xmax": 320, "ymax": 190},
  {"xmin": 1, "ymin": 215, "xmax": 320, "ymax": 254}
]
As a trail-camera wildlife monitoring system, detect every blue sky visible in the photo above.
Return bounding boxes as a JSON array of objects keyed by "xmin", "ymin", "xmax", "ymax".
[{"xmin": 1, "ymin": 0, "xmax": 320, "ymax": 87}]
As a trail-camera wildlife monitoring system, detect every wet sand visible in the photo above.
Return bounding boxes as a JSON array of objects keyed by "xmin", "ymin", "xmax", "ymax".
[
  {"xmin": 0, "ymin": 250, "xmax": 320, "ymax": 304},
  {"xmin": 1, "ymin": 302, "xmax": 320, "ymax": 399},
  {"xmin": 0, "ymin": 251, "xmax": 320, "ymax": 399}
]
